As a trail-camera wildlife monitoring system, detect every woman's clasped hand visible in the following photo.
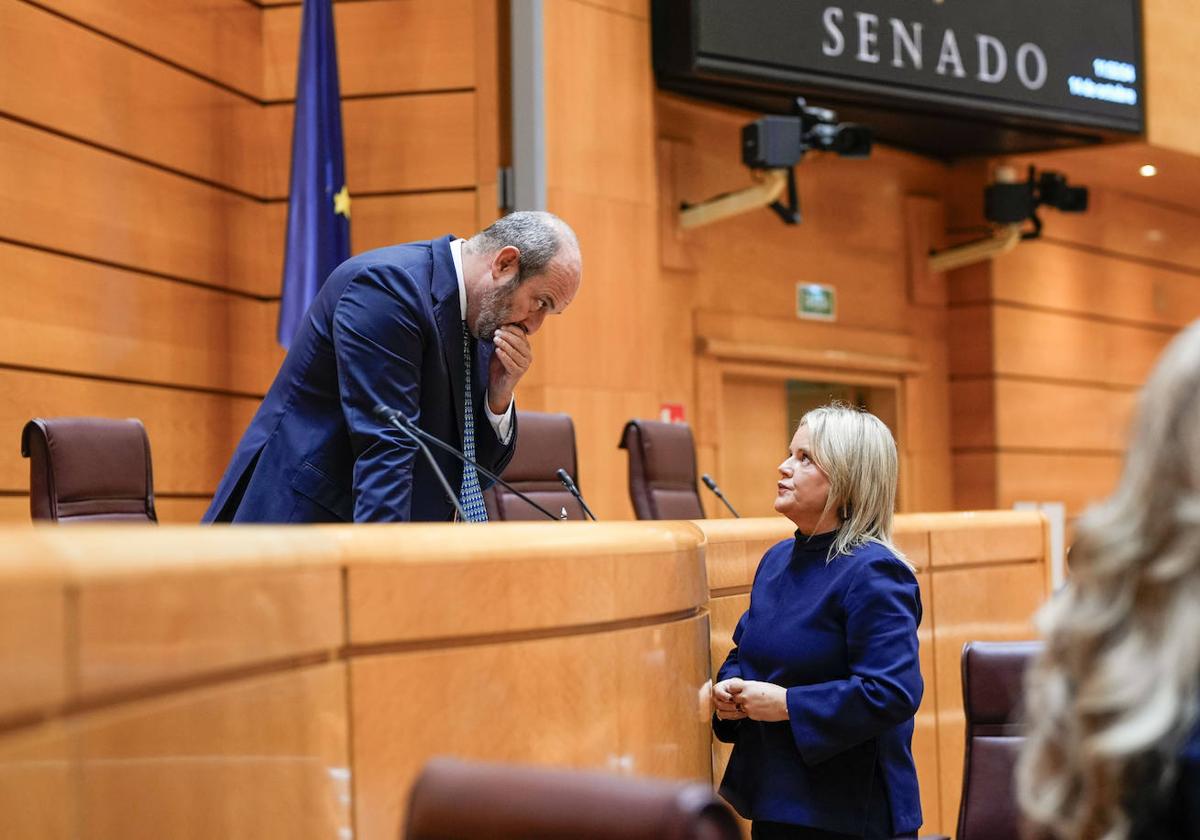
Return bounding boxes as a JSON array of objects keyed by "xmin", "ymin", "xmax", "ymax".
[{"xmin": 712, "ymin": 677, "xmax": 790, "ymax": 722}]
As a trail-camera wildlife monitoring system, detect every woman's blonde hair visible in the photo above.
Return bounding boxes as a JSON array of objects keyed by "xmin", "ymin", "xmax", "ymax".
[
  {"xmin": 1017, "ymin": 320, "xmax": 1200, "ymax": 839},
  {"xmin": 800, "ymin": 402, "xmax": 909, "ymax": 568}
]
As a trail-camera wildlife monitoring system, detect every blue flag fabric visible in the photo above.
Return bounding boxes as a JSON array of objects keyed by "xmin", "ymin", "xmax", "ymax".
[{"xmin": 278, "ymin": 0, "xmax": 350, "ymax": 348}]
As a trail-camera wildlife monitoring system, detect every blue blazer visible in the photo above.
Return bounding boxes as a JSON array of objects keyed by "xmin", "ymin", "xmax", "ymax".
[
  {"xmin": 203, "ymin": 236, "xmax": 515, "ymax": 523},
  {"xmin": 714, "ymin": 531, "xmax": 924, "ymax": 837}
]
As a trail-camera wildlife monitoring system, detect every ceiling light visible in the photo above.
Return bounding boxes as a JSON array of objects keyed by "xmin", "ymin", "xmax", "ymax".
[{"xmin": 1139, "ymin": 164, "xmax": 1158, "ymax": 177}]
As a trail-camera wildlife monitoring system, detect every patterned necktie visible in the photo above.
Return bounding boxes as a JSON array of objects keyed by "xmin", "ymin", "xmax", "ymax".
[{"xmin": 458, "ymin": 322, "xmax": 489, "ymax": 522}]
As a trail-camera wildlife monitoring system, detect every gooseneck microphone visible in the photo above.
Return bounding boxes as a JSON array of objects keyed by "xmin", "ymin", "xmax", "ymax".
[
  {"xmin": 701, "ymin": 473, "xmax": 741, "ymax": 518},
  {"xmin": 375, "ymin": 406, "xmax": 467, "ymax": 522},
  {"xmin": 373, "ymin": 404, "xmax": 561, "ymax": 522},
  {"xmin": 555, "ymin": 468, "xmax": 597, "ymax": 521}
]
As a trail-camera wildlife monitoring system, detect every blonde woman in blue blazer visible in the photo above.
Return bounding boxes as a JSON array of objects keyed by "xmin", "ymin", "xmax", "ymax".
[{"xmin": 713, "ymin": 403, "xmax": 923, "ymax": 839}]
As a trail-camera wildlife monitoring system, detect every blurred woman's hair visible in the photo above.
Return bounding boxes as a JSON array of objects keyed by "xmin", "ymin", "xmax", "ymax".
[
  {"xmin": 1017, "ymin": 320, "xmax": 1200, "ymax": 839},
  {"xmin": 800, "ymin": 402, "xmax": 909, "ymax": 568}
]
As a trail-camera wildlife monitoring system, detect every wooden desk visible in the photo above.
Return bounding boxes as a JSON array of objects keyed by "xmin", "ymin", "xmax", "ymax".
[{"xmin": 0, "ymin": 513, "xmax": 1047, "ymax": 838}]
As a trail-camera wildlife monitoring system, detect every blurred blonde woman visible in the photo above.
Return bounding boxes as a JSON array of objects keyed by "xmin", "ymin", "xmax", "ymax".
[
  {"xmin": 711, "ymin": 403, "xmax": 923, "ymax": 839},
  {"xmin": 1018, "ymin": 320, "xmax": 1200, "ymax": 839}
]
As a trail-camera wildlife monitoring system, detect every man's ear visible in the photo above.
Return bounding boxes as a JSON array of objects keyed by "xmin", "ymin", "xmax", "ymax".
[{"xmin": 490, "ymin": 245, "xmax": 521, "ymax": 284}]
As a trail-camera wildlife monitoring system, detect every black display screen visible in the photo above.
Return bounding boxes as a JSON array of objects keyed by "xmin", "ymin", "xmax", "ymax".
[{"xmin": 654, "ymin": 0, "xmax": 1143, "ymax": 155}]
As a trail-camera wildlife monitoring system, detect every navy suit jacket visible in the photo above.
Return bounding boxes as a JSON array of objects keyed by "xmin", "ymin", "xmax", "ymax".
[
  {"xmin": 714, "ymin": 531, "xmax": 924, "ymax": 837},
  {"xmin": 203, "ymin": 236, "xmax": 515, "ymax": 523}
]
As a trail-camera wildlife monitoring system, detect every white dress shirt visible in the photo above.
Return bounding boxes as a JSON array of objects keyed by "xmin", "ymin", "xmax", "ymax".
[{"xmin": 449, "ymin": 238, "xmax": 514, "ymax": 445}]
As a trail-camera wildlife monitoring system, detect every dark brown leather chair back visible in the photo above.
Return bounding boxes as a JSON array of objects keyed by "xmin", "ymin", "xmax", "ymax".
[
  {"xmin": 955, "ymin": 640, "xmax": 1043, "ymax": 840},
  {"xmin": 618, "ymin": 419, "xmax": 704, "ymax": 520},
  {"xmin": 483, "ymin": 411, "xmax": 584, "ymax": 521},
  {"xmin": 21, "ymin": 417, "xmax": 157, "ymax": 524},
  {"xmin": 405, "ymin": 757, "xmax": 741, "ymax": 840}
]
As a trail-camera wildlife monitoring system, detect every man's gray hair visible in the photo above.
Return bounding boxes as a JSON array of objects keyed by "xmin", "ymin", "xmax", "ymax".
[{"xmin": 466, "ymin": 211, "xmax": 579, "ymax": 284}]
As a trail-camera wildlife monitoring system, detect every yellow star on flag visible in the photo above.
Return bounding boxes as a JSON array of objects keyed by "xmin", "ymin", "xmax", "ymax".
[{"xmin": 333, "ymin": 185, "xmax": 351, "ymax": 219}]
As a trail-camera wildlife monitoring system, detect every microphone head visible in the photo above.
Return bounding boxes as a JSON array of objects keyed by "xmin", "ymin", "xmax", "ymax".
[
  {"xmin": 555, "ymin": 468, "xmax": 577, "ymax": 490},
  {"xmin": 373, "ymin": 404, "xmax": 392, "ymax": 420},
  {"xmin": 702, "ymin": 473, "xmax": 719, "ymax": 491}
]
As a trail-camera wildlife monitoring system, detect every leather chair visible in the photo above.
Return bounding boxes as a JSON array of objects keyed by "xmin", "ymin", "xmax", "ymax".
[
  {"xmin": 21, "ymin": 417, "xmax": 158, "ymax": 524},
  {"xmin": 618, "ymin": 419, "xmax": 705, "ymax": 520},
  {"xmin": 955, "ymin": 640, "xmax": 1043, "ymax": 840},
  {"xmin": 405, "ymin": 757, "xmax": 741, "ymax": 840},
  {"xmin": 483, "ymin": 411, "xmax": 585, "ymax": 521}
]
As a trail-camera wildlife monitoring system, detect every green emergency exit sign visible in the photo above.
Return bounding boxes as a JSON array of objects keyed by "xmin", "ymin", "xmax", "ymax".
[{"xmin": 797, "ymin": 283, "xmax": 836, "ymax": 321}]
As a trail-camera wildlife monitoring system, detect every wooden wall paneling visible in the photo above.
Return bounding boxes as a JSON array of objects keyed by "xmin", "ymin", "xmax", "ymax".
[
  {"xmin": 991, "ymin": 452, "xmax": 1124, "ymax": 517},
  {"xmin": 0, "ymin": 1, "xmax": 267, "ymax": 197},
  {"xmin": 576, "ymin": 0, "xmax": 650, "ymax": 17},
  {"xmin": 929, "ymin": 562, "xmax": 1046, "ymax": 831},
  {"xmin": 33, "ymin": 0, "xmax": 263, "ymax": 99},
  {"xmin": 989, "ymin": 306, "xmax": 1173, "ymax": 387},
  {"xmin": 262, "ymin": 0, "xmax": 476, "ymax": 102},
  {"xmin": 473, "ymin": 0, "xmax": 502, "ymax": 229},
  {"xmin": 951, "ymin": 453, "xmax": 998, "ymax": 511},
  {"xmin": 1004, "ymin": 142, "xmax": 1200, "ymax": 218},
  {"xmin": 74, "ymin": 664, "xmax": 350, "ymax": 840},
  {"xmin": 350, "ymin": 192, "xmax": 478, "ymax": 255},
  {"xmin": 986, "ymin": 379, "xmax": 1137, "ymax": 453},
  {"xmin": 543, "ymin": 0, "xmax": 656, "ymax": 206},
  {"xmin": 902, "ymin": 307, "xmax": 954, "ymax": 512},
  {"xmin": 1144, "ymin": 0, "xmax": 1200, "ymax": 156},
  {"xmin": 946, "ymin": 304, "xmax": 995, "ymax": 377},
  {"xmin": 0, "ymin": 497, "xmax": 30, "ymax": 525},
  {"xmin": 261, "ymin": 93, "xmax": 479, "ymax": 199},
  {"xmin": 0, "ymin": 560, "xmax": 66, "ymax": 721},
  {"xmin": 534, "ymin": 191, "xmax": 663, "ymax": 392},
  {"xmin": 2, "ymin": 243, "xmax": 282, "ymax": 396},
  {"xmin": 718, "ymin": 375, "xmax": 788, "ymax": 520},
  {"xmin": 991, "ymin": 241, "xmax": 1200, "ymax": 329},
  {"xmin": 660, "ymin": 100, "xmax": 929, "ymax": 335},
  {"xmin": 904, "ymin": 195, "xmax": 948, "ymax": 307},
  {"xmin": 657, "ymin": 138, "xmax": 698, "ymax": 272},
  {"xmin": 948, "ymin": 379, "xmax": 996, "ymax": 450},
  {"xmin": 1036, "ymin": 187, "xmax": 1200, "ymax": 273},
  {"xmin": 0, "ymin": 369, "xmax": 261, "ymax": 497},
  {"xmin": 945, "ymin": 261, "xmax": 992, "ymax": 306},
  {"xmin": 351, "ymin": 616, "xmax": 710, "ymax": 840},
  {"xmin": 154, "ymin": 498, "xmax": 213, "ymax": 525},
  {"xmin": 0, "ymin": 723, "xmax": 73, "ymax": 840},
  {"xmin": 0, "ymin": 119, "xmax": 280, "ymax": 297},
  {"xmin": 695, "ymin": 311, "xmax": 916, "ymax": 362}
]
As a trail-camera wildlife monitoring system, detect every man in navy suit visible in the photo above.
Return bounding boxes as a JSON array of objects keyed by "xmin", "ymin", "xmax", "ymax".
[{"xmin": 203, "ymin": 211, "xmax": 582, "ymax": 523}]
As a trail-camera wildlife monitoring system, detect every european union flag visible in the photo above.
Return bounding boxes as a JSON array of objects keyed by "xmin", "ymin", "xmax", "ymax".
[{"xmin": 278, "ymin": 0, "xmax": 350, "ymax": 348}]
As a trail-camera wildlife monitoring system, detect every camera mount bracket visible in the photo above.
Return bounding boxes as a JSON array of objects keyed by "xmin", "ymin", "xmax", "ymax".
[
  {"xmin": 679, "ymin": 168, "xmax": 790, "ymax": 230},
  {"xmin": 928, "ymin": 224, "xmax": 1024, "ymax": 273}
]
